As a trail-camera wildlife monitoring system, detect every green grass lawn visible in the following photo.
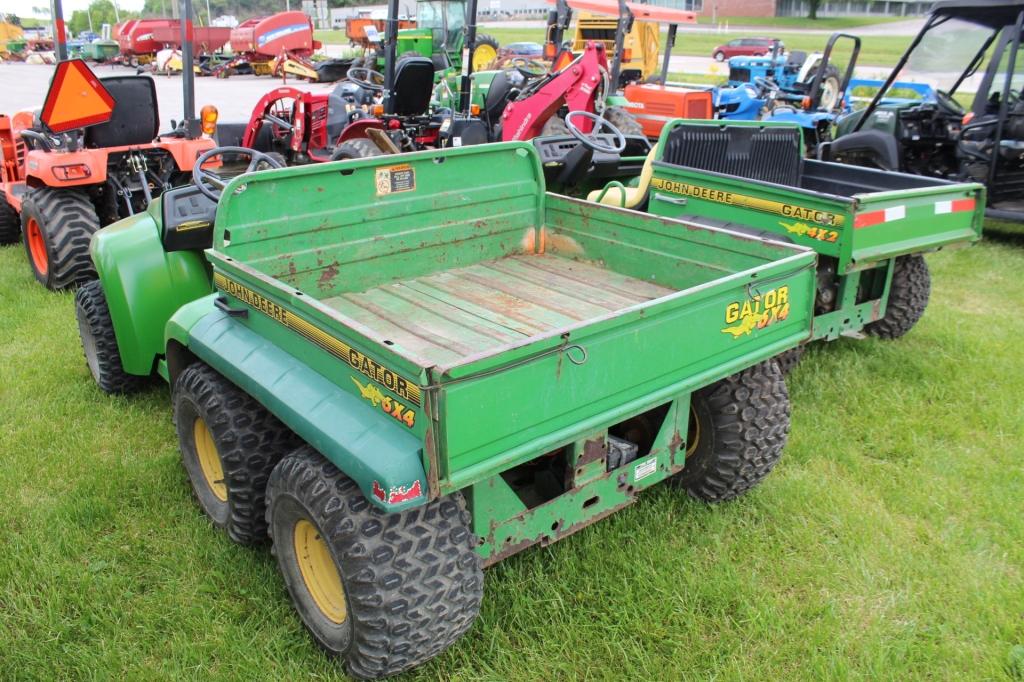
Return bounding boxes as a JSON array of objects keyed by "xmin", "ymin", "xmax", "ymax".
[
  {"xmin": 316, "ymin": 27, "xmax": 911, "ymax": 66},
  {"xmin": 1, "ymin": 231, "xmax": 1023, "ymax": 679}
]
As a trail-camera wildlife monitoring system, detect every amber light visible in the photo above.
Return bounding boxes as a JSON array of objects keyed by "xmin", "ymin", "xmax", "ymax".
[
  {"xmin": 544, "ymin": 42, "xmax": 556, "ymax": 60},
  {"xmin": 373, "ymin": 104, "xmax": 385, "ymax": 117},
  {"xmin": 200, "ymin": 105, "xmax": 218, "ymax": 135},
  {"xmin": 622, "ymin": 49, "xmax": 632, "ymax": 62},
  {"xmin": 470, "ymin": 103, "xmax": 481, "ymax": 115},
  {"xmin": 52, "ymin": 164, "xmax": 91, "ymax": 181}
]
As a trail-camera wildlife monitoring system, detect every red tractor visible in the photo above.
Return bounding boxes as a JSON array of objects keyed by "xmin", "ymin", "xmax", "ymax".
[{"xmin": 0, "ymin": 59, "xmax": 216, "ymax": 290}]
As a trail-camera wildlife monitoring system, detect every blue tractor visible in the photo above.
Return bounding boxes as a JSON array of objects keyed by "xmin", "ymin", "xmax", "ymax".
[{"xmin": 716, "ymin": 33, "xmax": 861, "ymax": 154}]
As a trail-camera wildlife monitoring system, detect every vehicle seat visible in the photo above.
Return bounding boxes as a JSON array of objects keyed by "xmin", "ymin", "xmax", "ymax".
[
  {"xmin": 785, "ymin": 50, "xmax": 807, "ymax": 70},
  {"xmin": 483, "ymin": 70, "xmax": 514, "ymax": 126},
  {"xmin": 391, "ymin": 56, "xmax": 435, "ymax": 116},
  {"xmin": 587, "ymin": 143, "xmax": 659, "ymax": 208},
  {"xmin": 85, "ymin": 76, "xmax": 159, "ymax": 148}
]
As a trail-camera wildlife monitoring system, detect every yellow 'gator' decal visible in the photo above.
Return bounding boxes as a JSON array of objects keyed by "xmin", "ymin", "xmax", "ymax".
[{"xmin": 213, "ymin": 272, "xmax": 422, "ymax": 406}]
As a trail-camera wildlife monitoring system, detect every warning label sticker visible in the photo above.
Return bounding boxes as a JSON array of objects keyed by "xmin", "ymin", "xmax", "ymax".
[
  {"xmin": 375, "ymin": 164, "xmax": 416, "ymax": 196},
  {"xmin": 634, "ymin": 457, "xmax": 658, "ymax": 482}
]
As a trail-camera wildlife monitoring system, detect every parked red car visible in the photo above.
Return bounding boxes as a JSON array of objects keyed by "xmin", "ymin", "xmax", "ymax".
[{"xmin": 711, "ymin": 37, "xmax": 781, "ymax": 61}]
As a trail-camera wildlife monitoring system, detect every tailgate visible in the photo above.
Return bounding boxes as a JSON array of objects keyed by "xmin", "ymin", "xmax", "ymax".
[
  {"xmin": 437, "ymin": 203, "xmax": 817, "ymax": 491},
  {"xmin": 847, "ymin": 184, "xmax": 984, "ymax": 269}
]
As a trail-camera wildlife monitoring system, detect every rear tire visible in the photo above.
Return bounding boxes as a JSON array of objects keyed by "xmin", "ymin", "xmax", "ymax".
[
  {"xmin": 774, "ymin": 346, "xmax": 805, "ymax": 375},
  {"xmin": 671, "ymin": 360, "xmax": 790, "ymax": 502},
  {"xmin": 174, "ymin": 363, "xmax": 299, "ymax": 545},
  {"xmin": 267, "ymin": 447, "xmax": 483, "ymax": 679},
  {"xmin": 714, "ymin": 51, "xmax": 726, "ymax": 62},
  {"xmin": 75, "ymin": 280, "xmax": 147, "ymax": 394},
  {"xmin": 471, "ymin": 34, "xmax": 500, "ymax": 71},
  {"xmin": 330, "ymin": 138, "xmax": 383, "ymax": 160},
  {"xmin": 603, "ymin": 106, "xmax": 644, "ymax": 137},
  {"xmin": 20, "ymin": 188, "xmax": 100, "ymax": 290},
  {"xmin": 0, "ymin": 194, "xmax": 19, "ymax": 244},
  {"xmin": 866, "ymin": 255, "xmax": 930, "ymax": 340}
]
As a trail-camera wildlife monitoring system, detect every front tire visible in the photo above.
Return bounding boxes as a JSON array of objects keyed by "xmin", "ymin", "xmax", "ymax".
[
  {"xmin": 174, "ymin": 363, "xmax": 298, "ymax": 544},
  {"xmin": 330, "ymin": 138, "xmax": 383, "ymax": 160},
  {"xmin": 0, "ymin": 193, "xmax": 19, "ymax": 244},
  {"xmin": 267, "ymin": 447, "xmax": 483, "ymax": 680},
  {"xmin": 603, "ymin": 106, "xmax": 644, "ymax": 137},
  {"xmin": 714, "ymin": 51, "xmax": 726, "ymax": 62},
  {"xmin": 866, "ymin": 255, "xmax": 930, "ymax": 340},
  {"xmin": 75, "ymin": 280, "xmax": 147, "ymax": 394},
  {"xmin": 20, "ymin": 188, "xmax": 100, "ymax": 290},
  {"xmin": 671, "ymin": 360, "xmax": 790, "ymax": 502},
  {"xmin": 471, "ymin": 34, "xmax": 500, "ymax": 71}
]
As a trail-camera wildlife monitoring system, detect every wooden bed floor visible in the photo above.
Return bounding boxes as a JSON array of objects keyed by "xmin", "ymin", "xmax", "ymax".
[{"xmin": 321, "ymin": 253, "xmax": 675, "ymax": 367}]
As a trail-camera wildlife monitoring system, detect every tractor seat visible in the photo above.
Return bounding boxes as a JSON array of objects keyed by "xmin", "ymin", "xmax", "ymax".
[
  {"xmin": 587, "ymin": 144, "xmax": 659, "ymax": 209},
  {"xmin": 484, "ymin": 70, "xmax": 515, "ymax": 126},
  {"xmin": 391, "ymin": 56, "xmax": 435, "ymax": 116},
  {"xmin": 85, "ymin": 76, "xmax": 159, "ymax": 148},
  {"xmin": 785, "ymin": 50, "xmax": 807, "ymax": 70}
]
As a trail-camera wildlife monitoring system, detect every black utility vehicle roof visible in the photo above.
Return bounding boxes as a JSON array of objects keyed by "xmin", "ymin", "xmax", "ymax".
[{"xmin": 931, "ymin": 0, "xmax": 1024, "ymax": 28}]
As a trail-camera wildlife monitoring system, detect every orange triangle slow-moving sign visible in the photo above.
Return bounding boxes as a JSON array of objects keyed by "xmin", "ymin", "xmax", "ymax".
[{"xmin": 40, "ymin": 59, "xmax": 116, "ymax": 133}]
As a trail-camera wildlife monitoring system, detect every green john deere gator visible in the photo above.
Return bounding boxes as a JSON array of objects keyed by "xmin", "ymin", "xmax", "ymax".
[
  {"xmin": 76, "ymin": 142, "xmax": 814, "ymax": 678},
  {"xmin": 582, "ymin": 119, "xmax": 985, "ymax": 370}
]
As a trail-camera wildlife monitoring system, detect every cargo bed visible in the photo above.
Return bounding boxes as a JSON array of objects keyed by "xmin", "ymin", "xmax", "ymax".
[
  {"xmin": 647, "ymin": 121, "xmax": 984, "ymax": 272},
  {"xmin": 205, "ymin": 143, "xmax": 815, "ymax": 500}
]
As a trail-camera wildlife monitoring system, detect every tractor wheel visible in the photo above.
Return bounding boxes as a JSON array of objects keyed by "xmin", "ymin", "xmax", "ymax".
[
  {"xmin": 471, "ymin": 34, "xmax": 500, "ymax": 71},
  {"xmin": 807, "ymin": 64, "xmax": 842, "ymax": 111},
  {"xmin": 174, "ymin": 363, "xmax": 299, "ymax": 545},
  {"xmin": 330, "ymin": 138, "xmax": 382, "ymax": 161},
  {"xmin": 670, "ymin": 360, "xmax": 790, "ymax": 502},
  {"xmin": 20, "ymin": 188, "xmax": 100, "ymax": 290},
  {"xmin": 266, "ymin": 446, "xmax": 483, "ymax": 680},
  {"xmin": 603, "ymin": 106, "xmax": 644, "ymax": 137},
  {"xmin": 714, "ymin": 51, "xmax": 726, "ymax": 62},
  {"xmin": 774, "ymin": 346, "xmax": 805, "ymax": 375},
  {"xmin": 75, "ymin": 280, "xmax": 147, "ymax": 394},
  {"xmin": 0, "ymin": 194, "xmax": 19, "ymax": 244},
  {"xmin": 541, "ymin": 115, "xmax": 570, "ymax": 136},
  {"xmin": 866, "ymin": 255, "xmax": 931, "ymax": 340}
]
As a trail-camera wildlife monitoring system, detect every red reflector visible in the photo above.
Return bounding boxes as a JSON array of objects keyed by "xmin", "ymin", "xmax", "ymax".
[
  {"xmin": 953, "ymin": 198, "xmax": 976, "ymax": 212},
  {"xmin": 52, "ymin": 164, "xmax": 91, "ymax": 181},
  {"xmin": 854, "ymin": 211, "xmax": 885, "ymax": 229},
  {"xmin": 388, "ymin": 119, "xmax": 401, "ymax": 130}
]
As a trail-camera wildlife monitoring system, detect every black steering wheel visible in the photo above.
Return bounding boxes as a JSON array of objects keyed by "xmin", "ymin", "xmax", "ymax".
[
  {"xmin": 564, "ymin": 110, "xmax": 627, "ymax": 154},
  {"xmin": 935, "ymin": 89, "xmax": 965, "ymax": 116},
  {"xmin": 510, "ymin": 57, "xmax": 547, "ymax": 78},
  {"xmin": 347, "ymin": 66, "xmax": 385, "ymax": 91},
  {"xmin": 192, "ymin": 146, "xmax": 286, "ymax": 202}
]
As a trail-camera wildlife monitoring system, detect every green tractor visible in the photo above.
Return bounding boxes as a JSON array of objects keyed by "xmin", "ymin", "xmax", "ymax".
[
  {"xmin": 77, "ymin": 142, "xmax": 815, "ymax": 677},
  {"xmin": 367, "ymin": 0, "xmax": 499, "ymax": 75}
]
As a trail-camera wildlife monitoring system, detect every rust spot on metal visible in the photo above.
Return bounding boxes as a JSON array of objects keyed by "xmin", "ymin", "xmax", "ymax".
[
  {"xmin": 578, "ymin": 438, "xmax": 606, "ymax": 467},
  {"xmin": 669, "ymin": 429, "xmax": 684, "ymax": 454},
  {"xmin": 317, "ymin": 261, "xmax": 340, "ymax": 290}
]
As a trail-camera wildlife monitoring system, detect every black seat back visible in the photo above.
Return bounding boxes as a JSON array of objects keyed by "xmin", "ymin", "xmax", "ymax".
[
  {"xmin": 85, "ymin": 76, "xmax": 159, "ymax": 148},
  {"xmin": 484, "ymin": 70, "xmax": 514, "ymax": 125},
  {"xmin": 786, "ymin": 50, "xmax": 807, "ymax": 70},
  {"xmin": 661, "ymin": 123, "xmax": 802, "ymax": 187},
  {"xmin": 391, "ymin": 57, "xmax": 435, "ymax": 116}
]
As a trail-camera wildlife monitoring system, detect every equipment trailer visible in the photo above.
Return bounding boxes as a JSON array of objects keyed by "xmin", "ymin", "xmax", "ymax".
[{"xmin": 77, "ymin": 142, "xmax": 814, "ymax": 678}]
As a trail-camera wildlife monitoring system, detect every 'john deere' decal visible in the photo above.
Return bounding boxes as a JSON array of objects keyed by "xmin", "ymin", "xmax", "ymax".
[
  {"xmin": 721, "ymin": 285, "xmax": 790, "ymax": 337},
  {"xmin": 651, "ymin": 177, "xmax": 845, "ymax": 228},
  {"xmin": 213, "ymin": 273, "xmax": 422, "ymax": 406}
]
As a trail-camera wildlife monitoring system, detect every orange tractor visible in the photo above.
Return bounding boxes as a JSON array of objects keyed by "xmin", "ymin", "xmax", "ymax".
[{"xmin": 0, "ymin": 57, "xmax": 216, "ymax": 290}]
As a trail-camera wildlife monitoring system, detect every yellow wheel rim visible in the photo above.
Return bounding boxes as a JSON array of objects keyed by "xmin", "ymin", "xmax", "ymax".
[
  {"xmin": 686, "ymin": 405, "xmax": 701, "ymax": 457},
  {"xmin": 193, "ymin": 417, "xmax": 227, "ymax": 502},
  {"xmin": 294, "ymin": 519, "xmax": 348, "ymax": 623},
  {"xmin": 472, "ymin": 44, "xmax": 497, "ymax": 71}
]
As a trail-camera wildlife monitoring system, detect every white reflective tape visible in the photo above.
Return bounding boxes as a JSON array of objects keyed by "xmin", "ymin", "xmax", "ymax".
[
  {"xmin": 884, "ymin": 205, "xmax": 906, "ymax": 222},
  {"xmin": 935, "ymin": 200, "xmax": 953, "ymax": 214}
]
